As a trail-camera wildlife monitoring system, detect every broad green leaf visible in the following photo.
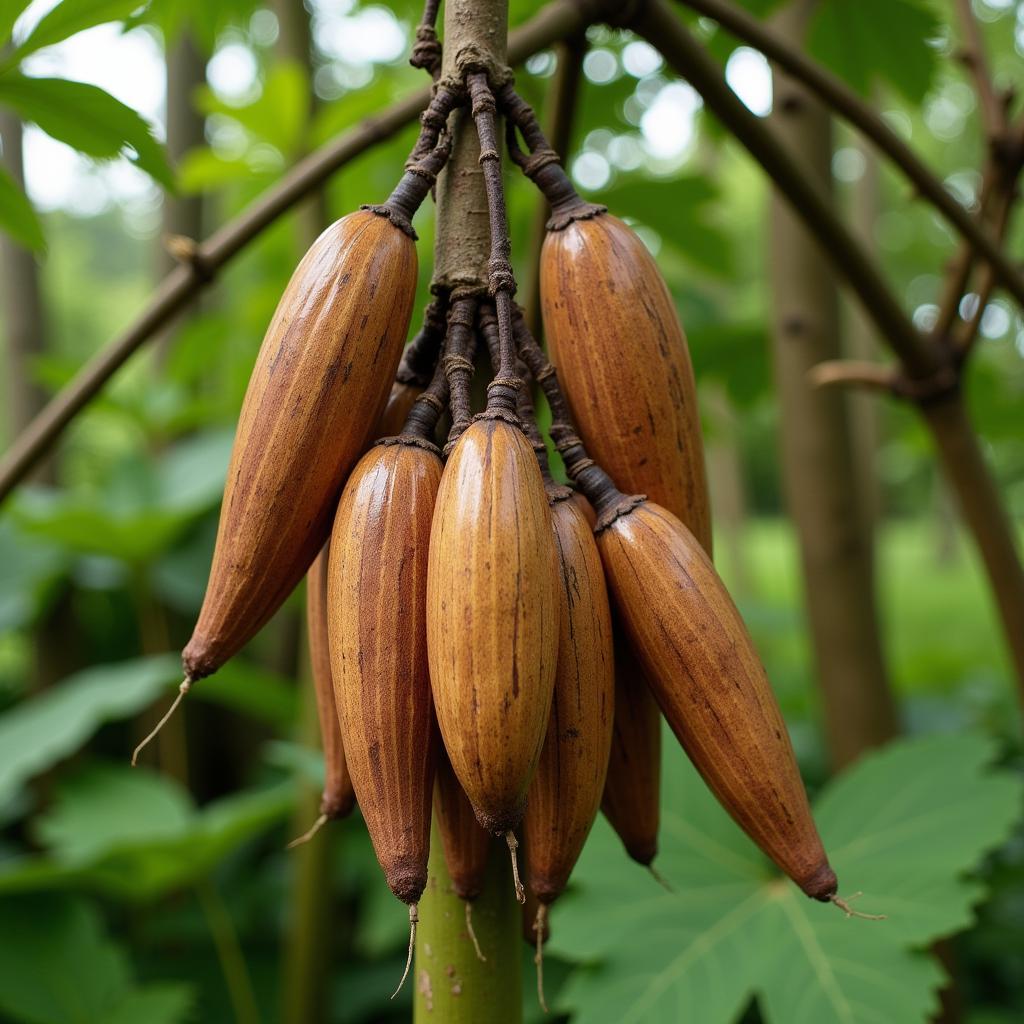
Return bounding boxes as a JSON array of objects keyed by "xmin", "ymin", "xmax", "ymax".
[
  {"xmin": 194, "ymin": 659, "xmax": 298, "ymax": 728},
  {"xmin": 0, "ymin": 783, "xmax": 293, "ymax": 900},
  {"xmin": 0, "ymin": 75, "xmax": 173, "ymax": 188},
  {"xmin": 10, "ymin": 0, "xmax": 150, "ymax": 61},
  {"xmin": 598, "ymin": 175, "xmax": 734, "ymax": 277},
  {"xmin": 0, "ymin": 893, "xmax": 192, "ymax": 1024},
  {"xmin": 552, "ymin": 732, "xmax": 1022, "ymax": 1024},
  {"xmin": 0, "ymin": 161, "xmax": 44, "ymax": 250},
  {"xmin": 0, "ymin": 654, "xmax": 180, "ymax": 808},
  {"xmin": 0, "ymin": 0, "xmax": 33, "ymax": 47},
  {"xmin": 33, "ymin": 763, "xmax": 194, "ymax": 864},
  {"xmin": 807, "ymin": 0, "xmax": 940, "ymax": 102}
]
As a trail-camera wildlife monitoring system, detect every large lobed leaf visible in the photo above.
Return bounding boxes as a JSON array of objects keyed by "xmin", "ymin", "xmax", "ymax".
[{"xmin": 551, "ymin": 732, "xmax": 1022, "ymax": 1023}]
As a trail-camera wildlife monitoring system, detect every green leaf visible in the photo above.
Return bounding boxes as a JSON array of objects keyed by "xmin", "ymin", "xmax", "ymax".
[
  {"xmin": 598, "ymin": 175, "xmax": 734, "ymax": 277},
  {"xmin": 0, "ymin": 75, "xmax": 173, "ymax": 188},
  {"xmin": 10, "ymin": 0, "xmax": 150, "ymax": 61},
  {"xmin": 552, "ymin": 732, "xmax": 1023, "ymax": 1023},
  {"xmin": 0, "ymin": 161, "xmax": 44, "ymax": 250},
  {"xmin": 0, "ymin": 654, "xmax": 180, "ymax": 807},
  {"xmin": 807, "ymin": 0, "xmax": 940, "ymax": 102},
  {"xmin": 0, "ymin": 516, "xmax": 66, "ymax": 630},
  {"xmin": 33, "ymin": 763, "xmax": 194, "ymax": 864},
  {"xmin": 0, "ymin": 782, "xmax": 293, "ymax": 900},
  {"xmin": 0, "ymin": 0, "xmax": 33, "ymax": 47},
  {"xmin": 0, "ymin": 893, "xmax": 192, "ymax": 1024}
]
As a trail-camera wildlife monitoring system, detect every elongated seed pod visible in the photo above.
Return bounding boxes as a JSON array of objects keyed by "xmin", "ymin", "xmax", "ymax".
[
  {"xmin": 601, "ymin": 639, "xmax": 660, "ymax": 866},
  {"xmin": 525, "ymin": 492, "xmax": 614, "ymax": 903},
  {"xmin": 434, "ymin": 751, "xmax": 492, "ymax": 902},
  {"xmin": 183, "ymin": 210, "xmax": 416, "ymax": 681},
  {"xmin": 307, "ymin": 545, "xmax": 355, "ymax": 821},
  {"xmin": 328, "ymin": 440, "xmax": 440, "ymax": 903},
  {"xmin": 427, "ymin": 417, "xmax": 560, "ymax": 834},
  {"xmin": 596, "ymin": 498, "xmax": 836, "ymax": 900},
  {"xmin": 540, "ymin": 212, "xmax": 711, "ymax": 552}
]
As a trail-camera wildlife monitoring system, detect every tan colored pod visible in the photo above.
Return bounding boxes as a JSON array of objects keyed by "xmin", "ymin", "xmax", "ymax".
[
  {"xmin": 540, "ymin": 212, "xmax": 711, "ymax": 553},
  {"xmin": 427, "ymin": 417, "xmax": 560, "ymax": 834},
  {"xmin": 434, "ymin": 751, "xmax": 492, "ymax": 902},
  {"xmin": 596, "ymin": 499, "xmax": 836, "ymax": 900},
  {"xmin": 183, "ymin": 210, "xmax": 416, "ymax": 681},
  {"xmin": 601, "ymin": 639, "xmax": 660, "ymax": 866},
  {"xmin": 307, "ymin": 545, "xmax": 355, "ymax": 820},
  {"xmin": 525, "ymin": 492, "xmax": 614, "ymax": 903},
  {"xmin": 328, "ymin": 440, "xmax": 440, "ymax": 904}
]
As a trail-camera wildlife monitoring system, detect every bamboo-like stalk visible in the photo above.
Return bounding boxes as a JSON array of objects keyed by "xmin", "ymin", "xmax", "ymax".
[
  {"xmin": 414, "ymin": 826, "xmax": 522, "ymax": 1022},
  {"xmin": 416, "ymin": 0, "xmax": 524, "ymax": 1013}
]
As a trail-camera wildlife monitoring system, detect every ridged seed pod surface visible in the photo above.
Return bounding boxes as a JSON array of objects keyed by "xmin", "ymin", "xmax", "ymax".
[
  {"xmin": 427, "ymin": 418, "xmax": 560, "ymax": 834},
  {"xmin": 434, "ymin": 751, "xmax": 492, "ymax": 902},
  {"xmin": 183, "ymin": 210, "xmax": 416, "ymax": 681},
  {"xmin": 525, "ymin": 494, "xmax": 614, "ymax": 903},
  {"xmin": 328, "ymin": 441, "xmax": 439, "ymax": 904},
  {"xmin": 307, "ymin": 545, "xmax": 355, "ymax": 819},
  {"xmin": 597, "ymin": 500, "xmax": 835, "ymax": 900},
  {"xmin": 540, "ymin": 213, "xmax": 711, "ymax": 552},
  {"xmin": 600, "ymin": 638, "xmax": 660, "ymax": 866}
]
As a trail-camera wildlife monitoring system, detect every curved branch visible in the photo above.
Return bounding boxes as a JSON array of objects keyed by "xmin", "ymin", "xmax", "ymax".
[
  {"xmin": 632, "ymin": 0, "xmax": 937, "ymax": 378},
  {"xmin": 675, "ymin": 0, "xmax": 1024, "ymax": 311},
  {"xmin": 0, "ymin": 0, "xmax": 611, "ymax": 505}
]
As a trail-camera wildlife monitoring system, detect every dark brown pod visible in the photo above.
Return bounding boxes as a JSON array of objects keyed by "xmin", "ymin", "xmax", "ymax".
[
  {"xmin": 434, "ymin": 750, "xmax": 492, "ymax": 903},
  {"xmin": 183, "ymin": 210, "xmax": 416, "ymax": 681},
  {"xmin": 601, "ymin": 639, "xmax": 660, "ymax": 867},
  {"xmin": 596, "ymin": 499, "xmax": 836, "ymax": 901},
  {"xmin": 525, "ymin": 492, "xmax": 614, "ymax": 904},
  {"xmin": 540, "ymin": 212, "xmax": 711, "ymax": 552},
  {"xmin": 328, "ymin": 440, "xmax": 440, "ymax": 904},
  {"xmin": 427, "ymin": 417, "xmax": 560, "ymax": 834},
  {"xmin": 307, "ymin": 545, "xmax": 355, "ymax": 821}
]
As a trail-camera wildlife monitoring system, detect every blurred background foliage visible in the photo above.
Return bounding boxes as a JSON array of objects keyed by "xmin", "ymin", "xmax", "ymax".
[{"xmin": 0, "ymin": 0, "xmax": 1023, "ymax": 1021}]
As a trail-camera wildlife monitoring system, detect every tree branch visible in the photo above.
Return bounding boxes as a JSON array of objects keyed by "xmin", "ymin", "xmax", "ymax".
[
  {"xmin": 674, "ymin": 0, "xmax": 1024, "ymax": 311},
  {"xmin": 631, "ymin": 0, "xmax": 937, "ymax": 378},
  {"xmin": 0, "ymin": 0, "xmax": 611, "ymax": 505}
]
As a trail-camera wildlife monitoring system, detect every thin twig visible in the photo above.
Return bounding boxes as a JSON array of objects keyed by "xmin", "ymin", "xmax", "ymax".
[
  {"xmin": 953, "ymin": 0, "xmax": 1005, "ymax": 142},
  {"xmin": 807, "ymin": 360, "xmax": 899, "ymax": 395},
  {"xmin": 673, "ymin": 0, "xmax": 1024, "ymax": 310},
  {"xmin": 631, "ymin": 0, "xmax": 938, "ymax": 380}
]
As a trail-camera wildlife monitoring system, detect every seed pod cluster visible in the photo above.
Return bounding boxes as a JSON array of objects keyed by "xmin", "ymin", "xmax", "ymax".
[{"xmin": 133, "ymin": 37, "xmax": 862, "ymax": 1006}]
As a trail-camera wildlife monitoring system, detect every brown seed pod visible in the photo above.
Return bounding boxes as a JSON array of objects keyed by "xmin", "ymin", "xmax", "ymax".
[
  {"xmin": 183, "ymin": 210, "xmax": 416, "ymax": 682},
  {"xmin": 434, "ymin": 750, "xmax": 492, "ymax": 903},
  {"xmin": 307, "ymin": 544, "xmax": 356, "ymax": 821},
  {"xmin": 525, "ymin": 490, "xmax": 614, "ymax": 904},
  {"xmin": 427, "ymin": 417, "xmax": 560, "ymax": 836},
  {"xmin": 596, "ymin": 498, "xmax": 836, "ymax": 901},
  {"xmin": 600, "ymin": 639, "xmax": 661, "ymax": 867},
  {"xmin": 328, "ymin": 440, "xmax": 440, "ymax": 905},
  {"xmin": 540, "ymin": 212, "xmax": 711, "ymax": 552}
]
